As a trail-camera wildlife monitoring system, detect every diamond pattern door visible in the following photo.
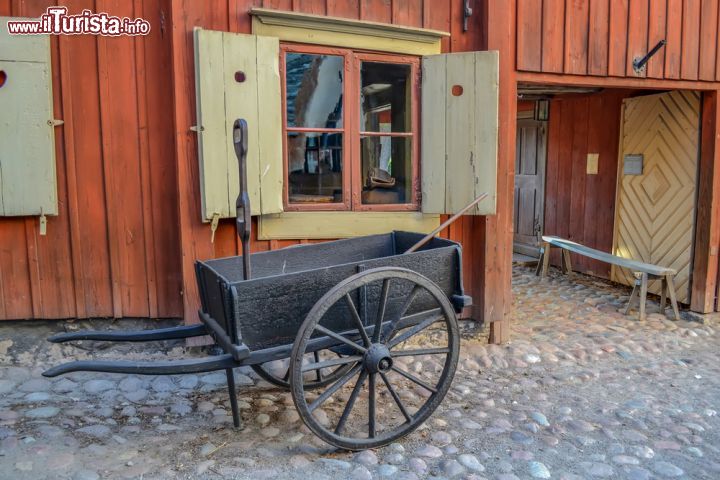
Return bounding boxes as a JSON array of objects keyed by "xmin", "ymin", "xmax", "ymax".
[{"xmin": 612, "ymin": 91, "xmax": 700, "ymax": 303}]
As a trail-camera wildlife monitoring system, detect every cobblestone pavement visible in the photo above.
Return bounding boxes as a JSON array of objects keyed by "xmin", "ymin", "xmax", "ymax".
[{"xmin": 1, "ymin": 266, "xmax": 719, "ymax": 479}]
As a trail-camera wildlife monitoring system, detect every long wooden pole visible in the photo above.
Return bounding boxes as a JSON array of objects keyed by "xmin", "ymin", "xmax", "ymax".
[{"xmin": 405, "ymin": 193, "xmax": 489, "ymax": 253}]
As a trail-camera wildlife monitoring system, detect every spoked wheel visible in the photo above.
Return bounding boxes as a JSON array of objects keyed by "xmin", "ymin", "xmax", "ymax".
[
  {"xmin": 290, "ymin": 266, "xmax": 459, "ymax": 450},
  {"xmin": 251, "ymin": 350, "xmax": 356, "ymax": 390}
]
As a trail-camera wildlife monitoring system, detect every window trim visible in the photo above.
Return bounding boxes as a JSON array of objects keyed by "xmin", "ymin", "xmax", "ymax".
[{"xmin": 280, "ymin": 44, "xmax": 421, "ymax": 213}]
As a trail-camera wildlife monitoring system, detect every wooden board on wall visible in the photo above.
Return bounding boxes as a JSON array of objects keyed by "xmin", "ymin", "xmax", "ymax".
[{"xmin": 517, "ymin": 0, "xmax": 720, "ymax": 82}]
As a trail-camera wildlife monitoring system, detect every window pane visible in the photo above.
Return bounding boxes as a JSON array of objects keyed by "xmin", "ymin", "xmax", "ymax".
[
  {"xmin": 360, "ymin": 62, "xmax": 411, "ymax": 133},
  {"xmin": 286, "ymin": 53, "xmax": 344, "ymax": 129},
  {"xmin": 360, "ymin": 136, "xmax": 412, "ymax": 204},
  {"xmin": 287, "ymin": 132, "xmax": 343, "ymax": 204}
]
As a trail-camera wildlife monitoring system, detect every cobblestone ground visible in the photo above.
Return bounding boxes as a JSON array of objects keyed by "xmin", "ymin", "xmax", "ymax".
[{"xmin": 1, "ymin": 266, "xmax": 719, "ymax": 479}]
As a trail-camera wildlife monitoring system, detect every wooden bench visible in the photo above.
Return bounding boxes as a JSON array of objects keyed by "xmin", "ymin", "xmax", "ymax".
[{"xmin": 536, "ymin": 235, "xmax": 680, "ymax": 321}]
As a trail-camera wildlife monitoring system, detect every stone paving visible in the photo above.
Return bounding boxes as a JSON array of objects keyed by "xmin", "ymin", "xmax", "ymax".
[{"xmin": 1, "ymin": 266, "xmax": 719, "ymax": 479}]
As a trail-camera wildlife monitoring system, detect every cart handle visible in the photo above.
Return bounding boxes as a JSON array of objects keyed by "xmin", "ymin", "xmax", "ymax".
[
  {"xmin": 233, "ymin": 119, "xmax": 251, "ymax": 280},
  {"xmin": 405, "ymin": 192, "xmax": 489, "ymax": 254}
]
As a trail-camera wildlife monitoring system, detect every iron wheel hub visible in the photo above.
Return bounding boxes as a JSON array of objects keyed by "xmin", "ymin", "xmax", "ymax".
[{"xmin": 364, "ymin": 343, "xmax": 393, "ymax": 373}]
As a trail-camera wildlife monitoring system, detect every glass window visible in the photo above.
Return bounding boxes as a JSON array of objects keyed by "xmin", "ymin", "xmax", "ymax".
[
  {"xmin": 285, "ymin": 53, "xmax": 345, "ymax": 205},
  {"xmin": 360, "ymin": 62, "xmax": 413, "ymax": 205},
  {"xmin": 282, "ymin": 47, "xmax": 418, "ymax": 211}
]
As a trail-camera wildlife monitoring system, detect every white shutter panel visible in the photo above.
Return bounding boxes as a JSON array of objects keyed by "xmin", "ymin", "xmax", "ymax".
[
  {"xmin": 421, "ymin": 51, "xmax": 499, "ymax": 215},
  {"xmin": 194, "ymin": 28, "xmax": 283, "ymax": 221}
]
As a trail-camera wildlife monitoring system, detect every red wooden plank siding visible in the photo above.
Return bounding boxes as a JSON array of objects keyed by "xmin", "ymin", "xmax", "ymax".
[
  {"xmin": 564, "ymin": 0, "xmax": 590, "ymax": 75},
  {"xmin": 699, "ymin": 0, "xmax": 719, "ymax": 81},
  {"xmin": 543, "ymin": 92, "xmax": 628, "ymax": 278},
  {"xmin": 542, "ymin": 0, "xmax": 566, "ymax": 73},
  {"xmin": 516, "ymin": 0, "xmax": 542, "ymax": 71},
  {"xmin": 587, "ymin": 0, "xmax": 609, "ymax": 76},
  {"xmin": 607, "ymin": 0, "xmax": 628, "ymax": 77},
  {"xmin": 327, "ymin": 0, "xmax": 359, "ymax": 18},
  {"xmin": 626, "ymin": 0, "xmax": 649, "ymax": 78},
  {"xmin": 665, "ymin": 0, "xmax": 684, "ymax": 78},
  {"xmin": 647, "ymin": 0, "xmax": 668, "ymax": 79},
  {"xmin": 262, "ymin": 0, "xmax": 292, "ymax": 10},
  {"xmin": 681, "ymin": 0, "xmax": 702, "ymax": 79},
  {"xmin": 360, "ymin": 0, "xmax": 392, "ymax": 23},
  {"xmin": 294, "ymin": 0, "xmax": 326, "ymax": 15},
  {"xmin": 392, "ymin": 0, "xmax": 423, "ymax": 27}
]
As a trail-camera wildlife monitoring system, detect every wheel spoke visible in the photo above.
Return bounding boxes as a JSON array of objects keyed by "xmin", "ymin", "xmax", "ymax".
[
  {"xmin": 344, "ymin": 294, "xmax": 371, "ymax": 346},
  {"xmin": 315, "ymin": 325, "xmax": 367, "ymax": 354},
  {"xmin": 391, "ymin": 347, "xmax": 450, "ymax": 357},
  {"xmin": 391, "ymin": 366, "xmax": 438, "ymax": 393},
  {"xmin": 369, "ymin": 372, "xmax": 376, "ymax": 438},
  {"xmin": 388, "ymin": 312, "xmax": 444, "ymax": 348},
  {"xmin": 396, "ymin": 284, "xmax": 421, "ymax": 320},
  {"xmin": 335, "ymin": 370, "xmax": 368, "ymax": 434},
  {"xmin": 301, "ymin": 355, "xmax": 362, "ymax": 373},
  {"xmin": 314, "ymin": 351, "xmax": 322, "ymax": 382},
  {"xmin": 373, "ymin": 279, "xmax": 391, "ymax": 342},
  {"xmin": 308, "ymin": 363, "xmax": 363, "ymax": 413},
  {"xmin": 380, "ymin": 371, "xmax": 412, "ymax": 423}
]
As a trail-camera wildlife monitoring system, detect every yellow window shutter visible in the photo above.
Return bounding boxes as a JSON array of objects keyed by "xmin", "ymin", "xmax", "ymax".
[
  {"xmin": 421, "ymin": 51, "xmax": 499, "ymax": 215},
  {"xmin": 194, "ymin": 28, "xmax": 283, "ymax": 221},
  {"xmin": 0, "ymin": 17, "xmax": 57, "ymax": 216}
]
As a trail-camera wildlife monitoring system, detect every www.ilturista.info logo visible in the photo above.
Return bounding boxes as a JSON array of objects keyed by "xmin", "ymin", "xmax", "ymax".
[{"xmin": 7, "ymin": 7, "xmax": 150, "ymax": 36}]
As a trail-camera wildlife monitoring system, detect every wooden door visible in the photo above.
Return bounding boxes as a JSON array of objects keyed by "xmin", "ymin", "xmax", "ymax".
[
  {"xmin": 513, "ymin": 119, "xmax": 547, "ymax": 257},
  {"xmin": 612, "ymin": 91, "xmax": 700, "ymax": 303}
]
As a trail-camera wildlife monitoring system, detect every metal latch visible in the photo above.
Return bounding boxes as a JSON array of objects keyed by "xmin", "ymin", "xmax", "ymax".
[{"xmin": 209, "ymin": 212, "xmax": 220, "ymax": 243}]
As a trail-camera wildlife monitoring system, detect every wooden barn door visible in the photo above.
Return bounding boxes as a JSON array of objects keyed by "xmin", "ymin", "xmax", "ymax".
[
  {"xmin": 612, "ymin": 91, "xmax": 700, "ymax": 303},
  {"xmin": 513, "ymin": 119, "xmax": 547, "ymax": 257}
]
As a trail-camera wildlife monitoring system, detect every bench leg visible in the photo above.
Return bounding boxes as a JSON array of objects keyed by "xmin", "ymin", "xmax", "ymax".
[
  {"xmin": 665, "ymin": 275, "xmax": 681, "ymax": 321},
  {"xmin": 535, "ymin": 248, "xmax": 545, "ymax": 276},
  {"xmin": 638, "ymin": 272, "xmax": 648, "ymax": 321},
  {"xmin": 562, "ymin": 249, "xmax": 573, "ymax": 276},
  {"xmin": 541, "ymin": 242, "xmax": 551, "ymax": 278},
  {"xmin": 660, "ymin": 278, "xmax": 668, "ymax": 314},
  {"xmin": 624, "ymin": 279, "xmax": 640, "ymax": 315}
]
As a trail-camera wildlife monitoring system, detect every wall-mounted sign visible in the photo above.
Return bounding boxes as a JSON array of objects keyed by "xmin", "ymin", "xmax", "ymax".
[
  {"xmin": 586, "ymin": 153, "xmax": 599, "ymax": 174},
  {"xmin": 623, "ymin": 154, "xmax": 644, "ymax": 175}
]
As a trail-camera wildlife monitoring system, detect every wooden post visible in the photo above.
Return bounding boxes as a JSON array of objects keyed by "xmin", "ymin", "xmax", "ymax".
[
  {"xmin": 691, "ymin": 90, "xmax": 720, "ymax": 313},
  {"xmin": 484, "ymin": 1, "xmax": 517, "ymax": 344}
]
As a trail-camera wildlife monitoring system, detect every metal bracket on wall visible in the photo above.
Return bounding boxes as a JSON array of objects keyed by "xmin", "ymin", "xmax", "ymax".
[
  {"xmin": 463, "ymin": 0, "xmax": 473, "ymax": 31},
  {"xmin": 632, "ymin": 40, "xmax": 666, "ymax": 74}
]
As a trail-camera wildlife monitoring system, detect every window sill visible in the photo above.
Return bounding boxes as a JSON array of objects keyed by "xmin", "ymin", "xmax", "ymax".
[
  {"xmin": 257, "ymin": 211, "xmax": 440, "ymax": 240},
  {"xmin": 250, "ymin": 7, "xmax": 447, "ymax": 55}
]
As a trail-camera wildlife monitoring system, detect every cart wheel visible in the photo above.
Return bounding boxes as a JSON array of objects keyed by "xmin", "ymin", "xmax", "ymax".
[
  {"xmin": 290, "ymin": 267, "xmax": 459, "ymax": 450},
  {"xmin": 251, "ymin": 350, "xmax": 356, "ymax": 390}
]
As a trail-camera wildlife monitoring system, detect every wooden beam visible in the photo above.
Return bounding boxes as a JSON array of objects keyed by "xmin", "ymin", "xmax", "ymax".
[
  {"xmin": 517, "ymin": 71, "xmax": 720, "ymax": 90},
  {"xmin": 485, "ymin": 0, "xmax": 516, "ymax": 344},
  {"xmin": 691, "ymin": 90, "xmax": 720, "ymax": 312}
]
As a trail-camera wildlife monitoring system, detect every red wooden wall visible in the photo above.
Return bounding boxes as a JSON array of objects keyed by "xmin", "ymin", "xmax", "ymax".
[
  {"xmin": 170, "ymin": 0, "xmax": 490, "ymax": 326},
  {"xmin": 0, "ymin": 0, "xmax": 490, "ymax": 322},
  {"xmin": 517, "ymin": 0, "xmax": 720, "ymax": 82},
  {"xmin": 543, "ymin": 90, "xmax": 631, "ymax": 278},
  {"xmin": 0, "ymin": 0, "xmax": 182, "ymax": 320}
]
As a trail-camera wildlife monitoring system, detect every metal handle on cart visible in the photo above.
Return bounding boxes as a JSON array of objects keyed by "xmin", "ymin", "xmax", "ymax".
[{"xmin": 233, "ymin": 119, "xmax": 252, "ymax": 281}]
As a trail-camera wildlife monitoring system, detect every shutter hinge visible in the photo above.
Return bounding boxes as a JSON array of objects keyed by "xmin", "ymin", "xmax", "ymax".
[
  {"xmin": 190, "ymin": 125, "xmax": 204, "ymax": 132},
  {"xmin": 48, "ymin": 119, "xmax": 64, "ymax": 126},
  {"xmin": 39, "ymin": 211, "xmax": 47, "ymax": 236},
  {"xmin": 209, "ymin": 212, "xmax": 220, "ymax": 243}
]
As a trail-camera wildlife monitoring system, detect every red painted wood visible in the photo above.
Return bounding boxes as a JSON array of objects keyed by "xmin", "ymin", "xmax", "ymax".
[
  {"xmin": 626, "ymin": 0, "xmax": 649, "ymax": 78},
  {"xmin": 682, "ymin": 0, "xmax": 701, "ymax": 79},
  {"xmin": 699, "ymin": 0, "xmax": 719, "ymax": 81},
  {"xmin": 587, "ymin": 0, "xmax": 609, "ymax": 76},
  {"xmin": 360, "ymin": 0, "xmax": 392, "ymax": 23},
  {"xmin": 327, "ymin": 0, "xmax": 359, "ymax": 18},
  {"xmin": 607, "ymin": 0, "xmax": 628, "ymax": 77},
  {"xmin": 541, "ymin": 0, "xmax": 565, "ymax": 73},
  {"xmin": 564, "ymin": 0, "xmax": 590, "ymax": 75},
  {"xmin": 665, "ymin": 0, "xmax": 684, "ymax": 78},
  {"xmin": 647, "ymin": 0, "xmax": 668, "ymax": 79},
  {"xmin": 516, "ymin": 0, "xmax": 542, "ymax": 71}
]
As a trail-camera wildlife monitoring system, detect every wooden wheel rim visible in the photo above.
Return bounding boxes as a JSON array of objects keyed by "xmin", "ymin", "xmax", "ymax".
[{"xmin": 290, "ymin": 266, "xmax": 459, "ymax": 450}]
